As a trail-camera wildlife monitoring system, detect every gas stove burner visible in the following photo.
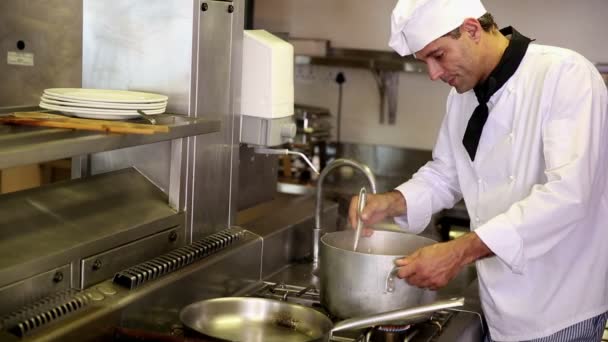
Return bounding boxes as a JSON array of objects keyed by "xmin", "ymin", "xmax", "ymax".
[
  {"xmin": 369, "ymin": 324, "xmax": 418, "ymax": 342},
  {"xmin": 377, "ymin": 324, "xmax": 411, "ymax": 332},
  {"xmin": 249, "ymin": 282, "xmax": 464, "ymax": 342}
]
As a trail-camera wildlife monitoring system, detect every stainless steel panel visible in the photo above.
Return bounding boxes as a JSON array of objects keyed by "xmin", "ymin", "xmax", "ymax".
[
  {"xmin": 82, "ymin": 1, "xmax": 193, "ymax": 115},
  {"xmin": 80, "ymin": 227, "xmax": 181, "ymax": 288},
  {"xmin": 0, "ymin": 1, "xmax": 82, "ymax": 107},
  {"xmin": 0, "ymin": 114, "xmax": 220, "ymax": 170},
  {"xmin": 82, "ymin": 0, "xmax": 195, "ymax": 210},
  {"xmin": 82, "ymin": 1, "xmax": 242, "ymax": 241},
  {"xmin": 240, "ymin": 115, "xmax": 295, "ymax": 146},
  {"xmin": 0, "ymin": 168, "xmax": 181, "ymax": 288},
  {"xmin": 339, "ymin": 142, "xmax": 432, "ymax": 181},
  {"xmin": 90, "ymin": 142, "xmax": 172, "ymax": 194},
  {"xmin": 168, "ymin": 138, "xmax": 186, "ymax": 210},
  {"xmin": 238, "ymin": 145, "xmax": 277, "ymax": 210},
  {"xmin": 189, "ymin": 0, "xmax": 242, "ymax": 240},
  {"xmin": 228, "ymin": 0, "xmax": 246, "ymax": 227},
  {"xmin": 236, "ymin": 193, "xmax": 339, "ymax": 279},
  {"xmin": 0, "ymin": 264, "xmax": 70, "ymax": 317}
]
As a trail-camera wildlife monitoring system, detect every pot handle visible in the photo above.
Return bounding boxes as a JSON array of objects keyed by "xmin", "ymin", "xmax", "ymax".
[
  {"xmin": 329, "ymin": 297, "xmax": 465, "ymax": 337},
  {"xmin": 385, "ymin": 266, "xmax": 399, "ymax": 293}
]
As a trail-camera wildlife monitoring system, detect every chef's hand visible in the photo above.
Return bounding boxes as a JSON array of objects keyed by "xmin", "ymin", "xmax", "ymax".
[
  {"xmin": 395, "ymin": 233, "xmax": 492, "ymax": 290},
  {"xmin": 348, "ymin": 190, "xmax": 407, "ymax": 237}
]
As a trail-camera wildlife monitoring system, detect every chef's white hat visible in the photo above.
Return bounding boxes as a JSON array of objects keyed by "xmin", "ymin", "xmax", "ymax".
[{"xmin": 389, "ymin": 0, "xmax": 487, "ymax": 56}]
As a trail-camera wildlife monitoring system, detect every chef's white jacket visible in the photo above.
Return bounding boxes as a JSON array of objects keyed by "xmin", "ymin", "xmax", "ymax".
[{"xmin": 394, "ymin": 44, "xmax": 608, "ymax": 341}]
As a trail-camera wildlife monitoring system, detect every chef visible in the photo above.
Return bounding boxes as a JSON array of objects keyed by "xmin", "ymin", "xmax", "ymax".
[{"xmin": 349, "ymin": 0, "xmax": 608, "ymax": 340}]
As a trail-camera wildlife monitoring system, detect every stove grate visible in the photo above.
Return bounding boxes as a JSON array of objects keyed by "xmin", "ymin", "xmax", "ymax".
[{"xmin": 250, "ymin": 282, "xmax": 455, "ymax": 342}]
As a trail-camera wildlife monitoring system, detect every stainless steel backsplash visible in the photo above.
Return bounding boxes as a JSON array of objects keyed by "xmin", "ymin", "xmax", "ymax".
[
  {"xmin": 339, "ymin": 142, "xmax": 432, "ymax": 189},
  {"xmin": 0, "ymin": 0, "xmax": 82, "ymax": 106}
]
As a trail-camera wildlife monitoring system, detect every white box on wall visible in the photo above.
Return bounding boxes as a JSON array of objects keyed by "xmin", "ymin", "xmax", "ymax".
[
  {"xmin": 240, "ymin": 30, "xmax": 297, "ymax": 146},
  {"xmin": 240, "ymin": 30, "xmax": 294, "ymax": 119}
]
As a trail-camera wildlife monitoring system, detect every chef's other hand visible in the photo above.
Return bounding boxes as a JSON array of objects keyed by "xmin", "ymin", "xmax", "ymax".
[
  {"xmin": 394, "ymin": 233, "xmax": 492, "ymax": 290},
  {"xmin": 348, "ymin": 190, "xmax": 407, "ymax": 237}
]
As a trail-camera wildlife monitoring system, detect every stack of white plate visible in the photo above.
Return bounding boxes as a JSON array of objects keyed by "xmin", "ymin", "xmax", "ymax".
[{"xmin": 39, "ymin": 88, "xmax": 168, "ymax": 120}]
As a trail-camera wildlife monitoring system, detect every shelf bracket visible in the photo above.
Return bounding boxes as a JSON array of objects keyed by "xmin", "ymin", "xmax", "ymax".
[{"xmin": 372, "ymin": 69, "xmax": 400, "ymax": 125}]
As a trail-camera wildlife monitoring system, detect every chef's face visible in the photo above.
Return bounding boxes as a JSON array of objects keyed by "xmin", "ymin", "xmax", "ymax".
[{"xmin": 415, "ymin": 28, "xmax": 482, "ymax": 93}]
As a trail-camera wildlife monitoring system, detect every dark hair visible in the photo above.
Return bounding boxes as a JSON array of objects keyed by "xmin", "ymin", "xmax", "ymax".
[{"xmin": 443, "ymin": 13, "xmax": 498, "ymax": 39}]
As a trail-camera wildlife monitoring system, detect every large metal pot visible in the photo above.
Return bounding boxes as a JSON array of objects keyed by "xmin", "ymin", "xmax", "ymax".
[{"xmin": 320, "ymin": 230, "xmax": 437, "ymax": 319}]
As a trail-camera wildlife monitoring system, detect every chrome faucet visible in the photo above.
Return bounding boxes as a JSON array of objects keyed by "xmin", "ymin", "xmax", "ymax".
[{"xmin": 313, "ymin": 158, "xmax": 377, "ymax": 272}]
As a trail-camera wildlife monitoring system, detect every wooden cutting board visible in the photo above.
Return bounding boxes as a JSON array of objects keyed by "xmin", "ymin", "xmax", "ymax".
[{"xmin": 0, "ymin": 112, "xmax": 169, "ymax": 135}]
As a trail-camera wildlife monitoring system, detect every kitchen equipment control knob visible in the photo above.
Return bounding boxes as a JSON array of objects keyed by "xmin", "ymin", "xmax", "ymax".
[
  {"xmin": 86, "ymin": 290, "xmax": 105, "ymax": 301},
  {"xmin": 52, "ymin": 271, "xmax": 64, "ymax": 283},
  {"xmin": 97, "ymin": 285, "xmax": 117, "ymax": 296},
  {"xmin": 92, "ymin": 259, "xmax": 103, "ymax": 271},
  {"xmin": 281, "ymin": 123, "xmax": 297, "ymax": 139}
]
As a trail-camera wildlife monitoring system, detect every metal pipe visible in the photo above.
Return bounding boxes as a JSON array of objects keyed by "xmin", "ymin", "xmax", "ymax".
[
  {"xmin": 335, "ymin": 72, "xmax": 346, "ymax": 150},
  {"xmin": 313, "ymin": 158, "xmax": 377, "ymax": 270},
  {"xmin": 252, "ymin": 147, "xmax": 319, "ymax": 175}
]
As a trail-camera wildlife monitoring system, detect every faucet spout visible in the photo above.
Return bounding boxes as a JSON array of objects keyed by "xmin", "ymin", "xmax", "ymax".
[{"xmin": 313, "ymin": 158, "xmax": 377, "ymax": 271}]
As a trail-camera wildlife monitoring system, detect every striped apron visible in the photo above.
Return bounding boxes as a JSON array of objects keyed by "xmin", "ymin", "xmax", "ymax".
[{"xmin": 485, "ymin": 311, "xmax": 608, "ymax": 342}]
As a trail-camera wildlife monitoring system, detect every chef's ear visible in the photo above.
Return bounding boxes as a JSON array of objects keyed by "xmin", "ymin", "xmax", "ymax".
[{"xmin": 460, "ymin": 18, "xmax": 482, "ymax": 43}]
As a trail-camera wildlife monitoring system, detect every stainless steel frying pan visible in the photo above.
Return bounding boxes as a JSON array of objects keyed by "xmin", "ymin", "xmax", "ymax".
[{"xmin": 179, "ymin": 296, "xmax": 464, "ymax": 342}]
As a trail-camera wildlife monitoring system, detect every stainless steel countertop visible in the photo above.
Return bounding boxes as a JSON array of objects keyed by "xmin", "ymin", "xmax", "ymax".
[{"xmin": 4, "ymin": 191, "xmax": 483, "ymax": 341}]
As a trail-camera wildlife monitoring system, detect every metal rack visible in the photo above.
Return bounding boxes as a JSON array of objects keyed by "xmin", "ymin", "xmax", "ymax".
[
  {"xmin": 295, "ymin": 48, "xmax": 426, "ymax": 125},
  {"xmin": 295, "ymin": 47, "xmax": 425, "ymax": 73}
]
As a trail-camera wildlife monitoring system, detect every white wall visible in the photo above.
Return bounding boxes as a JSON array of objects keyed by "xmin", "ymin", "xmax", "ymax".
[{"xmin": 255, "ymin": 0, "xmax": 608, "ymax": 150}]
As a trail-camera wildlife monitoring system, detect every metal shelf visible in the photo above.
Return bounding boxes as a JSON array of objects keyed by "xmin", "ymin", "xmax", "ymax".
[
  {"xmin": 0, "ymin": 109, "xmax": 221, "ymax": 169},
  {"xmin": 295, "ymin": 47, "xmax": 426, "ymax": 73}
]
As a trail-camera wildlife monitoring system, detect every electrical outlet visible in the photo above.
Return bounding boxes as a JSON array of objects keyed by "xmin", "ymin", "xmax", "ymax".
[
  {"xmin": 295, "ymin": 64, "xmax": 315, "ymax": 82},
  {"xmin": 318, "ymin": 67, "xmax": 339, "ymax": 82},
  {"xmin": 295, "ymin": 65, "xmax": 342, "ymax": 83}
]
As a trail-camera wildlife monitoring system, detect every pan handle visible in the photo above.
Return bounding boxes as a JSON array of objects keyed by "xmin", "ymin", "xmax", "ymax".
[
  {"xmin": 385, "ymin": 266, "xmax": 399, "ymax": 293},
  {"xmin": 329, "ymin": 297, "xmax": 465, "ymax": 337}
]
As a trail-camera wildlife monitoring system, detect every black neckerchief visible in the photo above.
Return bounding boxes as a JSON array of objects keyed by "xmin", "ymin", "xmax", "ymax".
[{"xmin": 462, "ymin": 27, "xmax": 532, "ymax": 161}]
